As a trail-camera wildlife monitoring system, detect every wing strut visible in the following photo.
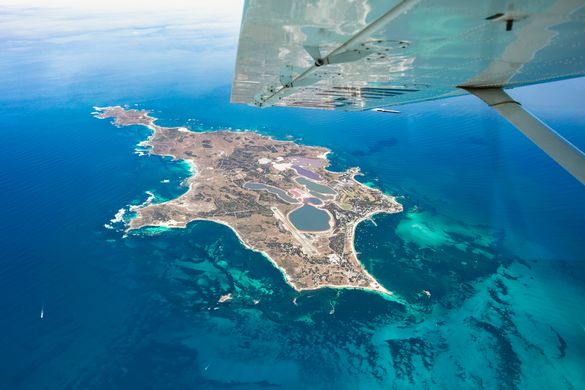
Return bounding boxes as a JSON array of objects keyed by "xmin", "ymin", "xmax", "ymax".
[{"xmin": 464, "ymin": 87, "xmax": 585, "ymax": 184}]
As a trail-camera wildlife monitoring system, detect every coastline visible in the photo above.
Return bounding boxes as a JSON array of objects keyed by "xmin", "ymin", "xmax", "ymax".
[
  {"xmin": 97, "ymin": 106, "xmax": 403, "ymax": 301},
  {"xmin": 127, "ymin": 216, "xmax": 401, "ymax": 302}
]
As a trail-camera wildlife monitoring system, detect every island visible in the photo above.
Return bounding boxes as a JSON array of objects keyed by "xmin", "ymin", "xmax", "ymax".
[{"xmin": 94, "ymin": 106, "xmax": 403, "ymax": 297}]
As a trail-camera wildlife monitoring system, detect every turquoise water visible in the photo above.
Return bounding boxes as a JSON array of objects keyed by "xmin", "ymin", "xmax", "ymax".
[
  {"xmin": 288, "ymin": 204, "xmax": 331, "ymax": 232},
  {"xmin": 1, "ymin": 4, "xmax": 585, "ymax": 389}
]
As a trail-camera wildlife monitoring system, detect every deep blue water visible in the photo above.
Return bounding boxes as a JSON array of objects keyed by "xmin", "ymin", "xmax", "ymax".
[{"xmin": 1, "ymin": 6, "xmax": 585, "ymax": 389}]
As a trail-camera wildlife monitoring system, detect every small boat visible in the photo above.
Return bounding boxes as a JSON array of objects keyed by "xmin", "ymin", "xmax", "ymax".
[{"xmin": 372, "ymin": 108, "xmax": 400, "ymax": 114}]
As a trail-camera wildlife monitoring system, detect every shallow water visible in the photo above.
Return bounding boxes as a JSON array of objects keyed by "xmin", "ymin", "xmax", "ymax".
[
  {"xmin": 295, "ymin": 176, "xmax": 337, "ymax": 195},
  {"xmin": 292, "ymin": 165, "xmax": 322, "ymax": 181},
  {"xmin": 307, "ymin": 197, "xmax": 323, "ymax": 205},
  {"xmin": 288, "ymin": 204, "xmax": 331, "ymax": 232},
  {"xmin": 243, "ymin": 182, "xmax": 298, "ymax": 204}
]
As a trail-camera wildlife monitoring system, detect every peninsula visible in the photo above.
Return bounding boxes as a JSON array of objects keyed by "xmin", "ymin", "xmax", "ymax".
[{"xmin": 94, "ymin": 106, "xmax": 403, "ymax": 296}]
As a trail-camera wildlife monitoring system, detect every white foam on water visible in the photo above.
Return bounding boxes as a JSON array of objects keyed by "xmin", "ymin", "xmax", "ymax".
[
  {"xmin": 110, "ymin": 208, "xmax": 126, "ymax": 223},
  {"xmin": 129, "ymin": 191, "xmax": 156, "ymax": 212}
]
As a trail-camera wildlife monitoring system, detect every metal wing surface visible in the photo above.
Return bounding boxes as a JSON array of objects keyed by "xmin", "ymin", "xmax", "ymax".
[{"xmin": 231, "ymin": 0, "xmax": 585, "ymax": 110}]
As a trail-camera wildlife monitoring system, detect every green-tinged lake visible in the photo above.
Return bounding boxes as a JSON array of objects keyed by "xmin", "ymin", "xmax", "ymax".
[
  {"xmin": 295, "ymin": 177, "xmax": 336, "ymax": 195},
  {"xmin": 288, "ymin": 204, "xmax": 331, "ymax": 231}
]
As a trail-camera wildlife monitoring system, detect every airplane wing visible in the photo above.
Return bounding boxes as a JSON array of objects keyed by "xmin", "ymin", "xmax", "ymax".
[
  {"xmin": 230, "ymin": 0, "xmax": 585, "ymax": 184},
  {"xmin": 231, "ymin": 0, "xmax": 585, "ymax": 110}
]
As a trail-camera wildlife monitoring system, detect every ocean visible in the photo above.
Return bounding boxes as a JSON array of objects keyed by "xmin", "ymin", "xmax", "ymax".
[{"xmin": 1, "ymin": 3, "xmax": 584, "ymax": 388}]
